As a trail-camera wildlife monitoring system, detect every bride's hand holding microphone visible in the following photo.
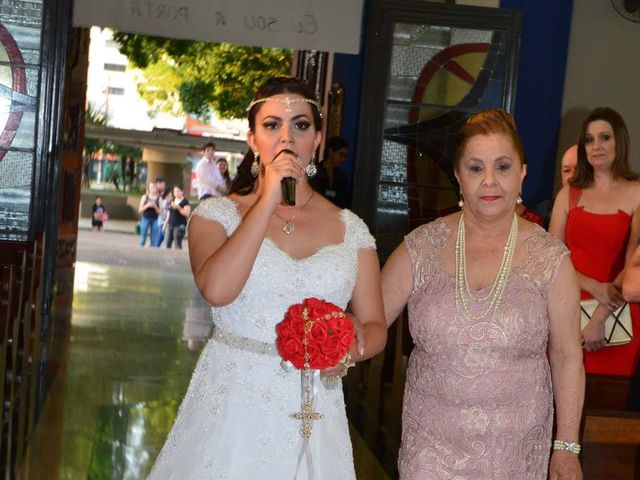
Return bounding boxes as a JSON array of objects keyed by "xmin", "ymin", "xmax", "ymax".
[{"xmin": 258, "ymin": 148, "xmax": 304, "ymax": 208}]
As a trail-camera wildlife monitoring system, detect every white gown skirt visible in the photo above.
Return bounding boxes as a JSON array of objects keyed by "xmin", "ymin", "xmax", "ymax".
[{"xmin": 147, "ymin": 336, "xmax": 357, "ymax": 480}]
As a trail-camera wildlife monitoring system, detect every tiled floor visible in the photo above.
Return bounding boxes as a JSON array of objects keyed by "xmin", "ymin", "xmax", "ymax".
[{"xmin": 18, "ymin": 256, "xmax": 391, "ymax": 479}]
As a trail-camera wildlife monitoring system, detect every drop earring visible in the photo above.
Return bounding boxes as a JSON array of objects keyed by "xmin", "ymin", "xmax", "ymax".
[
  {"xmin": 305, "ymin": 152, "xmax": 317, "ymax": 177},
  {"xmin": 458, "ymin": 192, "xmax": 464, "ymax": 208},
  {"xmin": 516, "ymin": 191, "xmax": 523, "ymax": 205},
  {"xmin": 250, "ymin": 152, "xmax": 260, "ymax": 178}
]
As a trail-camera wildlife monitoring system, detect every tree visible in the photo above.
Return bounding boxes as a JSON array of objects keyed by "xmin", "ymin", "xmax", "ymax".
[
  {"xmin": 83, "ymin": 105, "xmax": 142, "ymax": 191},
  {"xmin": 109, "ymin": 143, "xmax": 142, "ymax": 192},
  {"xmin": 83, "ymin": 107, "xmax": 107, "ymax": 187},
  {"xmin": 112, "ymin": 33, "xmax": 292, "ymax": 120}
]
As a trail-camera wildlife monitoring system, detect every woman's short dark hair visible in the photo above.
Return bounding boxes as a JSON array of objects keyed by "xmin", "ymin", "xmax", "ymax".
[
  {"xmin": 323, "ymin": 136, "xmax": 348, "ymax": 161},
  {"xmin": 454, "ymin": 109, "xmax": 524, "ymax": 172},
  {"xmin": 231, "ymin": 77, "xmax": 322, "ymax": 196},
  {"xmin": 571, "ymin": 107, "xmax": 638, "ymax": 188}
]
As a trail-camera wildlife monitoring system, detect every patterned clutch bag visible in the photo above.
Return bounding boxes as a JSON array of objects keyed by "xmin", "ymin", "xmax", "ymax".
[{"xmin": 580, "ymin": 299, "xmax": 632, "ymax": 346}]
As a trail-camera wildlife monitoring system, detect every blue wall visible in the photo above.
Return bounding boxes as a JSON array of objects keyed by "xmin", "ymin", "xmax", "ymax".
[{"xmin": 500, "ymin": 0, "xmax": 573, "ymax": 207}]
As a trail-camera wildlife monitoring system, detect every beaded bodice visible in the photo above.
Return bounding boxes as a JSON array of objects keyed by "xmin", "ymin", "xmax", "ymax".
[{"xmin": 192, "ymin": 197, "xmax": 375, "ymax": 342}]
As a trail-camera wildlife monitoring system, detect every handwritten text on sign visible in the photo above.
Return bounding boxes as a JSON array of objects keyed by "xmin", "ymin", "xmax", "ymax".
[{"xmin": 73, "ymin": 0, "xmax": 364, "ymax": 54}]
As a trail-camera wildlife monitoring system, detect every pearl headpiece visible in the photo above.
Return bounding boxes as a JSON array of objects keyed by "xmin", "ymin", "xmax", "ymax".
[{"xmin": 246, "ymin": 96, "xmax": 322, "ymax": 117}]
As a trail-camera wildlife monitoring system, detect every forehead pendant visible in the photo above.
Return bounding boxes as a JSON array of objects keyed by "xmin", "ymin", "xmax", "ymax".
[{"xmin": 246, "ymin": 96, "xmax": 322, "ymax": 117}]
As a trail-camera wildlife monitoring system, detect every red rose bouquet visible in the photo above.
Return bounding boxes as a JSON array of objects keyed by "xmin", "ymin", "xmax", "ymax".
[
  {"xmin": 276, "ymin": 297, "xmax": 355, "ymax": 439},
  {"xmin": 276, "ymin": 297, "xmax": 354, "ymax": 370}
]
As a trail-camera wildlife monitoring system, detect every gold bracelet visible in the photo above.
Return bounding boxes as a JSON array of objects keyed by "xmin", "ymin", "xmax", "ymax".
[
  {"xmin": 338, "ymin": 352, "xmax": 352, "ymax": 378},
  {"xmin": 553, "ymin": 440, "xmax": 581, "ymax": 455},
  {"xmin": 321, "ymin": 353, "xmax": 353, "ymax": 383}
]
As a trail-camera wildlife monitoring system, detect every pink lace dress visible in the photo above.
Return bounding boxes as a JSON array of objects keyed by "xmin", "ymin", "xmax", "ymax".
[{"xmin": 399, "ymin": 219, "xmax": 568, "ymax": 479}]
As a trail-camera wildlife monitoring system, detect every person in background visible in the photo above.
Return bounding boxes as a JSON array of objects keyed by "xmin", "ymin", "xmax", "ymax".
[
  {"xmin": 549, "ymin": 107, "xmax": 640, "ymax": 371},
  {"xmin": 156, "ymin": 176, "xmax": 167, "ymax": 199},
  {"xmin": 138, "ymin": 182, "xmax": 161, "ymax": 248},
  {"xmin": 532, "ymin": 144, "xmax": 579, "ymax": 228},
  {"xmin": 382, "ymin": 109, "xmax": 584, "ymax": 479},
  {"xmin": 158, "ymin": 188, "xmax": 173, "ymax": 245},
  {"xmin": 91, "ymin": 195, "xmax": 109, "ymax": 232},
  {"xmin": 217, "ymin": 157, "xmax": 232, "ymax": 195},
  {"xmin": 91, "ymin": 195, "xmax": 107, "ymax": 232},
  {"xmin": 164, "ymin": 186, "xmax": 191, "ymax": 249},
  {"xmin": 155, "ymin": 177, "xmax": 169, "ymax": 246},
  {"xmin": 195, "ymin": 141, "xmax": 227, "ymax": 200},
  {"xmin": 561, "ymin": 144, "xmax": 578, "ymax": 188},
  {"xmin": 623, "ymin": 210, "xmax": 640, "ymax": 303},
  {"xmin": 309, "ymin": 135, "xmax": 351, "ymax": 208}
]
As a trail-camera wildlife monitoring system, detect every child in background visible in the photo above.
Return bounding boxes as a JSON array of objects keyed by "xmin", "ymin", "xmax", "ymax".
[{"xmin": 92, "ymin": 196, "xmax": 107, "ymax": 231}]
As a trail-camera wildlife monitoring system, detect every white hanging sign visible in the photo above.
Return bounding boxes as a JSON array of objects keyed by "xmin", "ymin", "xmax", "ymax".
[{"xmin": 73, "ymin": 0, "xmax": 364, "ymax": 54}]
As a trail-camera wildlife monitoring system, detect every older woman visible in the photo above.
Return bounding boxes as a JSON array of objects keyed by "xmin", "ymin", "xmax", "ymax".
[
  {"xmin": 549, "ymin": 107, "xmax": 640, "ymax": 370},
  {"xmin": 309, "ymin": 136, "xmax": 351, "ymax": 208},
  {"xmin": 382, "ymin": 110, "xmax": 584, "ymax": 479}
]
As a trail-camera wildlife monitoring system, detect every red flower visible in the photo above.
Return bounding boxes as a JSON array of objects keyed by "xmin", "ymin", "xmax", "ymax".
[
  {"xmin": 276, "ymin": 298, "xmax": 355, "ymax": 371},
  {"xmin": 309, "ymin": 321, "xmax": 329, "ymax": 344},
  {"xmin": 276, "ymin": 335, "xmax": 305, "ymax": 369}
]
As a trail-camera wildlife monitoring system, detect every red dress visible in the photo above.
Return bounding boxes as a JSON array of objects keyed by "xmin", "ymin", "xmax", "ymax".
[
  {"xmin": 519, "ymin": 205, "xmax": 545, "ymax": 227},
  {"xmin": 566, "ymin": 187, "xmax": 640, "ymax": 376}
]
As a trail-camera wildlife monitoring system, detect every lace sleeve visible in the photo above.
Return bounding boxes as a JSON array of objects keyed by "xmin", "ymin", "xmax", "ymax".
[
  {"xmin": 522, "ymin": 226, "xmax": 570, "ymax": 293},
  {"xmin": 342, "ymin": 210, "xmax": 376, "ymax": 250},
  {"xmin": 404, "ymin": 219, "xmax": 450, "ymax": 294},
  {"xmin": 191, "ymin": 197, "xmax": 241, "ymax": 236}
]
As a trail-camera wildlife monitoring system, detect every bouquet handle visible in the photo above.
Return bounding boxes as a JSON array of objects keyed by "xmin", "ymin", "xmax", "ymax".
[{"xmin": 293, "ymin": 369, "xmax": 321, "ymax": 479}]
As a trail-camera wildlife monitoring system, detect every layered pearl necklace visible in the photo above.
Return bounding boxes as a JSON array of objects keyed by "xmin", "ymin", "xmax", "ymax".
[{"xmin": 454, "ymin": 213, "xmax": 518, "ymax": 321}]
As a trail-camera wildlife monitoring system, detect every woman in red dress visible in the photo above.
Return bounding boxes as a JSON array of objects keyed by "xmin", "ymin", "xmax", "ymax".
[{"xmin": 550, "ymin": 107, "xmax": 640, "ymax": 377}]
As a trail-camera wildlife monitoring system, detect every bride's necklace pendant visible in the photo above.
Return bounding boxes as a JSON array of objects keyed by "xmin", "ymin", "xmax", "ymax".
[
  {"xmin": 282, "ymin": 221, "xmax": 295, "ymax": 235},
  {"xmin": 273, "ymin": 191, "xmax": 315, "ymax": 236}
]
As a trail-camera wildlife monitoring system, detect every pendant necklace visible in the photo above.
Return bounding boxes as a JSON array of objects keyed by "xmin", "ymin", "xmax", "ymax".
[
  {"xmin": 273, "ymin": 191, "xmax": 315, "ymax": 235},
  {"xmin": 454, "ymin": 213, "xmax": 518, "ymax": 321}
]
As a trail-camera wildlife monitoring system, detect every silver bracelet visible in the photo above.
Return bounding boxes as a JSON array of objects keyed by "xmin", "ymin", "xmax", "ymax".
[{"xmin": 553, "ymin": 440, "xmax": 581, "ymax": 455}]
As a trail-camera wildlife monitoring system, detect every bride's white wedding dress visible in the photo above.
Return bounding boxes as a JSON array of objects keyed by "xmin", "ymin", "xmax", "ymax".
[{"xmin": 147, "ymin": 197, "xmax": 375, "ymax": 480}]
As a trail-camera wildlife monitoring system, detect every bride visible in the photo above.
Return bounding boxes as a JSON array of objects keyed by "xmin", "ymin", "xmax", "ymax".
[{"xmin": 147, "ymin": 77, "xmax": 387, "ymax": 479}]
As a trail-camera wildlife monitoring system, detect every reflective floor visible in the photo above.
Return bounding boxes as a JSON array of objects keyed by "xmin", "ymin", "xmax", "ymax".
[
  {"xmin": 19, "ymin": 252, "xmax": 390, "ymax": 479},
  {"xmin": 22, "ymin": 262, "xmax": 202, "ymax": 479}
]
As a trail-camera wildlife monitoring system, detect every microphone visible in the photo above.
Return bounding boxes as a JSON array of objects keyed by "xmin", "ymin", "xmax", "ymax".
[
  {"xmin": 281, "ymin": 178, "xmax": 296, "ymax": 206},
  {"xmin": 277, "ymin": 149, "xmax": 296, "ymax": 206}
]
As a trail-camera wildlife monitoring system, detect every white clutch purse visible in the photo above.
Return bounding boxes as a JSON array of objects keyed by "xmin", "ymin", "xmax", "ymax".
[{"xmin": 580, "ymin": 299, "xmax": 633, "ymax": 346}]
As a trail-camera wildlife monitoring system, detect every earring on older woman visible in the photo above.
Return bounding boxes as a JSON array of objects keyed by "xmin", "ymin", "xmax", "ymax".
[
  {"xmin": 305, "ymin": 152, "xmax": 317, "ymax": 178},
  {"xmin": 458, "ymin": 192, "xmax": 464, "ymax": 208},
  {"xmin": 516, "ymin": 191, "xmax": 523, "ymax": 205},
  {"xmin": 251, "ymin": 152, "xmax": 260, "ymax": 178}
]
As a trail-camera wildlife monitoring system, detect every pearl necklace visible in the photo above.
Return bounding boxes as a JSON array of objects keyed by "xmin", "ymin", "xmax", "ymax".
[
  {"xmin": 273, "ymin": 191, "xmax": 315, "ymax": 235},
  {"xmin": 454, "ymin": 213, "xmax": 518, "ymax": 321}
]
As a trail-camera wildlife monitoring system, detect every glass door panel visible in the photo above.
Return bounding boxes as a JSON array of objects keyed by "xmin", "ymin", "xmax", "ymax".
[{"xmin": 353, "ymin": 2, "xmax": 521, "ymax": 259}]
